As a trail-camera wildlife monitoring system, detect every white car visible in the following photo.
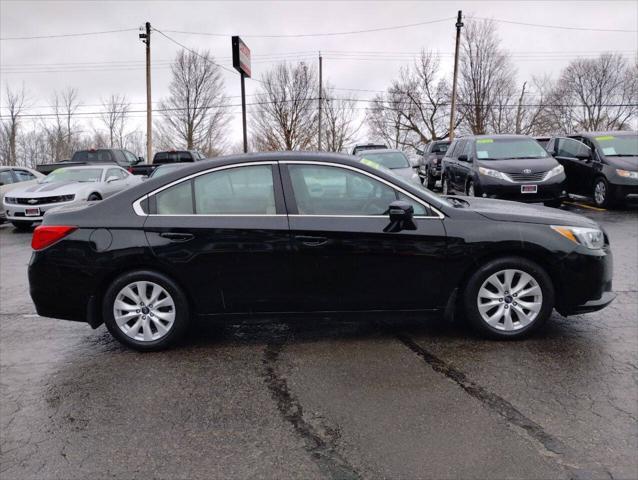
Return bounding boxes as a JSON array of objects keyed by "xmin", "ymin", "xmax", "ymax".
[
  {"xmin": 0, "ymin": 166, "xmax": 45, "ymax": 223},
  {"xmin": 3, "ymin": 165, "xmax": 143, "ymax": 230}
]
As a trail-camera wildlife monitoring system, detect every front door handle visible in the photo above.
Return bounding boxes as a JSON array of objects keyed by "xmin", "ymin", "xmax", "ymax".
[
  {"xmin": 159, "ymin": 232, "xmax": 194, "ymax": 242},
  {"xmin": 295, "ymin": 235, "xmax": 328, "ymax": 247}
]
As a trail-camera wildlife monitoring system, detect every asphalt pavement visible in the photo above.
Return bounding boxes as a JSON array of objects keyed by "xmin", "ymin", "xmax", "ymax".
[{"xmin": 1, "ymin": 199, "xmax": 636, "ymax": 480}]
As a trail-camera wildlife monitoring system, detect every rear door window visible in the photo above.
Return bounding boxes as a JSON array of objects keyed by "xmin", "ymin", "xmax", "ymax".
[
  {"xmin": 13, "ymin": 169, "xmax": 37, "ymax": 182},
  {"xmin": 0, "ymin": 170, "xmax": 15, "ymax": 185}
]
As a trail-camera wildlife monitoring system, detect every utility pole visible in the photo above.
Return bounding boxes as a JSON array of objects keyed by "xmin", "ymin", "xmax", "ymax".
[
  {"xmin": 139, "ymin": 22, "xmax": 152, "ymax": 163},
  {"xmin": 240, "ymin": 72, "xmax": 247, "ymax": 153},
  {"xmin": 318, "ymin": 52, "xmax": 323, "ymax": 151},
  {"xmin": 449, "ymin": 11, "xmax": 463, "ymax": 142}
]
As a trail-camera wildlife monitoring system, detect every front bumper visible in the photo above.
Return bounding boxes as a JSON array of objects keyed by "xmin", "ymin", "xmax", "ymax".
[
  {"xmin": 554, "ymin": 244, "xmax": 615, "ymax": 316},
  {"xmin": 3, "ymin": 198, "xmax": 76, "ymax": 222},
  {"xmin": 478, "ymin": 177, "xmax": 567, "ymax": 203}
]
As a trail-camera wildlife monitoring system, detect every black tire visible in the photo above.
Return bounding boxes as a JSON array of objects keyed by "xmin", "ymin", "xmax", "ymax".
[
  {"xmin": 442, "ymin": 176, "xmax": 450, "ymax": 195},
  {"xmin": 466, "ymin": 181, "xmax": 476, "ymax": 197},
  {"xmin": 12, "ymin": 221, "xmax": 33, "ymax": 231},
  {"xmin": 462, "ymin": 257, "xmax": 554, "ymax": 339},
  {"xmin": 87, "ymin": 193, "xmax": 102, "ymax": 201},
  {"xmin": 592, "ymin": 177, "xmax": 616, "ymax": 208},
  {"xmin": 102, "ymin": 270, "xmax": 190, "ymax": 351},
  {"xmin": 425, "ymin": 169, "xmax": 436, "ymax": 190}
]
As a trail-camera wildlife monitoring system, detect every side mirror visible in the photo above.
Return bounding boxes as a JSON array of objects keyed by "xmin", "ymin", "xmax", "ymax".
[
  {"xmin": 415, "ymin": 149, "xmax": 424, "ymax": 156},
  {"xmin": 106, "ymin": 176, "xmax": 119, "ymax": 183},
  {"xmin": 137, "ymin": 156, "xmax": 144, "ymax": 164},
  {"xmin": 458, "ymin": 154, "xmax": 469, "ymax": 162},
  {"xmin": 384, "ymin": 200, "xmax": 417, "ymax": 233}
]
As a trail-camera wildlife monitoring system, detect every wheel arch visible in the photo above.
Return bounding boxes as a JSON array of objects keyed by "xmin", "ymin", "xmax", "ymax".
[{"xmin": 87, "ymin": 263, "xmax": 194, "ymax": 329}]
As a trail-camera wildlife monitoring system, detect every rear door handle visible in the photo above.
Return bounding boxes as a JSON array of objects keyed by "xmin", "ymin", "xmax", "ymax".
[
  {"xmin": 295, "ymin": 235, "xmax": 328, "ymax": 247},
  {"xmin": 159, "ymin": 232, "xmax": 194, "ymax": 242}
]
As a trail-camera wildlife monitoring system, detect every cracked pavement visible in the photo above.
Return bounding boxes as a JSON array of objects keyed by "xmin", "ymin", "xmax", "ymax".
[{"xmin": 1, "ymin": 201, "xmax": 636, "ymax": 479}]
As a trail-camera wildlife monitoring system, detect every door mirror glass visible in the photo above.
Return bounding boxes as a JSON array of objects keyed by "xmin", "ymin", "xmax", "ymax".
[
  {"xmin": 458, "ymin": 154, "xmax": 468, "ymax": 162},
  {"xmin": 385, "ymin": 200, "xmax": 417, "ymax": 233}
]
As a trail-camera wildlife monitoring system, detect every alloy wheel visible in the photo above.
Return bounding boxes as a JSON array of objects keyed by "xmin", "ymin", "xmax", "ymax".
[
  {"xmin": 442, "ymin": 178, "xmax": 449, "ymax": 195},
  {"xmin": 476, "ymin": 269, "xmax": 543, "ymax": 331},
  {"xmin": 467, "ymin": 182, "xmax": 475, "ymax": 197},
  {"xmin": 594, "ymin": 180, "xmax": 606, "ymax": 206},
  {"xmin": 113, "ymin": 281, "xmax": 176, "ymax": 342}
]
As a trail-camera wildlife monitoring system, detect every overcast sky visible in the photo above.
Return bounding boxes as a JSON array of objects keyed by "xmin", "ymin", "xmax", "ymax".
[{"xmin": 1, "ymin": 0, "xmax": 637, "ymax": 150}]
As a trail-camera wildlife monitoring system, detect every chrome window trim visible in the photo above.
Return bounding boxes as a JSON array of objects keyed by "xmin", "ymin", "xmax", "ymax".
[
  {"xmin": 132, "ymin": 159, "xmax": 445, "ymax": 219},
  {"xmin": 132, "ymin": 161, "xmax": 278, "ymax": 216},
  {"xmin": 281, "ymin": 160, "xmax": 444, "ymax": 219}
]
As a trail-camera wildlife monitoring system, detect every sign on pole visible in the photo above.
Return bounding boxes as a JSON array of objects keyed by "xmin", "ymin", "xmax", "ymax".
[
  {"xmin": 232, "ymin": 36, "xmax": 251, "ymax": 78},
  {"xmin": 232, "ymin": 36, "xmax": 251, "ymax": 153}
]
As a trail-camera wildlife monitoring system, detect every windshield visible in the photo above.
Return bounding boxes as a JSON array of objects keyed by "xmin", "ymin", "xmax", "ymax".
[
  {"xmin": 475, "ymin": 138, "xmax": 548, "ymax": 160},
  {"xmin": 593, "ymin": 134, "xmax": 638, "ymax": 157},
  {"xmin": 361, "ymin": 151, "xmax": 410, "ymax": 169},
  {"xmin": 42, "ymin": 168, "xmax": 102, "ymax": 183},
  {"xmin": 432, "ymin": 142, "xmax": 449, "ymax": 153}
]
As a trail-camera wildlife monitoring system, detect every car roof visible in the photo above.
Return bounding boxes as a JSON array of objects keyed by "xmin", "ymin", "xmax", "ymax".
[
  {"xmin": 54, "ymin": 165, "xmax": 114, "ymax": 170},
  {"xmin": 576, "ymin": 131, "xmax": 637, "ymax": 138},
  {"xmin": 461, "ymin": 134, "xmax": 534, "ymax": 140}
]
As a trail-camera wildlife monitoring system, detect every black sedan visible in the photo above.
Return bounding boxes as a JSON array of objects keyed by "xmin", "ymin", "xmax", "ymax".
[{"xmin": 28, "ymin": 152, "xmax": 614, "ymax": 350}]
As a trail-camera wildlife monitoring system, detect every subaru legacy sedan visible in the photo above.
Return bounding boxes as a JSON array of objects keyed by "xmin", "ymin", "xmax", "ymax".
[{"xmin": 28, "ymin": 152, "xmax": 614, "ymax": 350}]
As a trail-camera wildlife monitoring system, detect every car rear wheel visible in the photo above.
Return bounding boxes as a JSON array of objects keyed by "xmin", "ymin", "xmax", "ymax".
[
  {"xmin": 593, "ymin": 177, "xmax": 616, "ymax": 208},
  {"xmin": 462, "ymin": 257, "xmax": 554, "ymax": 339},
  {"xmin": 11, "ymin": 221, "xmax": 33, "ymax": 231},
  {"xmin": 103, "ymin": 270, "xmax": 190, "ymax": 351}
]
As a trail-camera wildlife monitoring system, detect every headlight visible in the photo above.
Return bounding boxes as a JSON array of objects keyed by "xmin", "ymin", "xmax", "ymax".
[
  {"xmin": 58, "ymin": 194, "xmax": 75, "ymax": 202},
  {"xmin": 551, "ymin": 225, "xmax": 605, "ymax": 250},
  {"xmin": 616, "ymin": 169, "xmax": 638, "ymax": 179},
  {"xmin": 544, "ymin": 164, "xmax": 564, "ymax": 180},
  {"xmin": 4, "ymin": 197, "xmax": 16, "ymax": 204},
  {"xmin": 478, "ymin": 167, "xmax": 508, "ymax": 181}
]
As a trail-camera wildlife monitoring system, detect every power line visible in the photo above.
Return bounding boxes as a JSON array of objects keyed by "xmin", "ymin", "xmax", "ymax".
[
  {"xmin": 481, "ymin": 17, "xmax": 638, "ymax": 33},
  {"xmin": 163, "ymin": 17, "xmax": 454, "ymax": 38},
  {"xmin": 0, "ymin": 28, "xmax": 138, "ymax": 41}
]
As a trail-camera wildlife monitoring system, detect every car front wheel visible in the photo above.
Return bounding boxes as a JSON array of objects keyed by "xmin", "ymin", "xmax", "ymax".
[
  {"xmin": 103, "ymin": 270, "xmax": 190, "ymax": 351},
  {"xmin": 462, "ymin": 257, "xmax": 554, "ymax": 339},
  {"xmin": 442, "ymin": 176, "xmax": 450, "ymax": 195},
  {"xmin": 593, "ymin": 177, "xmax": 616, "ymax": 208},
  {"xmin": 11, "ymin": 221, "xmax": 33, "ymax": 231}
]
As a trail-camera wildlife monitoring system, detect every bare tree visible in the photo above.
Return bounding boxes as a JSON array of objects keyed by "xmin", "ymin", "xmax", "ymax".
[
  {"xmin": 458, "ymin": 18, "xmax": 516, "ymax": 134},
  {"xmin": 1, "ymin": 85, "xmax": 28, "ymax": 165},
  {"xmin": 321, "ymin": 85, "xmax": 361, "ymax": 153},
  {"xmin": 157, "ymin": 49, "xmax": 229, "ymax": 156},
  {"xmin": 544, "ymin": 53, "xmax": 637, "ymax": 132},
  {"xmin": 251, "ymin": 62, "xmax": 318, "ymax": 151},
  {"xmin": 42, "ymin": 87, "xmax": 81, "ymax": 161},
  {"xmin": 391, "ymin": 51, "xmax": 454, "ymax": 143},
  {"xmin": 100, "ymin": 94, "xmax": 130, "ymax": 147},
  {"xmin": 366, "ymin": 90, "xmax": 416, "ymax": 149}
]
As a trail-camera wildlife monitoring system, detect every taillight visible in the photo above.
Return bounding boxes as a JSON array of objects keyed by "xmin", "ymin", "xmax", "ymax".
[
  {"xmin": 31, "ymin": 225, "xmax": 77, "ymax": 250},
  {"xmin": 128, "ymin": 167, "xmax": 133, "ymax": 173}
]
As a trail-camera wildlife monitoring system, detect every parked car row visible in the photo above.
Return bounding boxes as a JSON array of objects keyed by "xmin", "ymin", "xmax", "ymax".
[
  {"xmin": 410, "ymin": 131, "xmax": 636, "ymax": 208},
  {"xmin": 28, "ymin": 151, "xmax": 615, "ymax": 351}
]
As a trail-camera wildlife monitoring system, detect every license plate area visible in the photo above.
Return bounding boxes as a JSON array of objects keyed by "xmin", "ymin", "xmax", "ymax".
[
  {"xmin": 521, "ymin": 185, "xmax": 538, "ymax": 194},
  {"xmin": 24, "ymin": 207, "xmax": 41, "ymax": 216}
]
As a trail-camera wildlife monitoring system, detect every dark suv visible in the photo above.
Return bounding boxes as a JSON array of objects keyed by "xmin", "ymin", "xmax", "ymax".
[
  {"xmin": 418, "ymin": 140, "xmax": 449, "ymax": 189},
  {"xmin": 546, "ymin": 131, "xmax": 638, "ymax": 208},
  {"xmin": 441, "ymin": 134, "xmax": 567, "ymax": 206}
]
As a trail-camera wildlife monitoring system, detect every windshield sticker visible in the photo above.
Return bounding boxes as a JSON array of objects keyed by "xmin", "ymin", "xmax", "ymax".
[
  {"xmin": 476, "ymin": 150, "xmax": 488, "ymax": 159},
  {"xmin": 360, "ymin": 158, "xmax": 381, "ymax": 169},
  {"xmin": 476, "ymin": 139, "xmax": 493, "ymax": 144},
  {"xmin": 595, "ymin": 135, "xmax": 615, "ymax": 141},
  {"xmin": 602, "ymin": 147, "xmax": 617, "ymax": 155}
]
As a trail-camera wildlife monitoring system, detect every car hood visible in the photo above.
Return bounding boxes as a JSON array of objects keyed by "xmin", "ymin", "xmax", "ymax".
[
  {"xmin": 8, "ymin": 181, "xmax": 90, "ymax": 198},
  {"xmin": 606, "ymin": 156, "xmax": 638, "ymax": 170},
  {"xmin": 453, "ymin": 196, "xmax": 597, "ymax": 227},
  {"xmin": 477, "ymin": 157, "xmax": 558, "ymax": 173}
]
